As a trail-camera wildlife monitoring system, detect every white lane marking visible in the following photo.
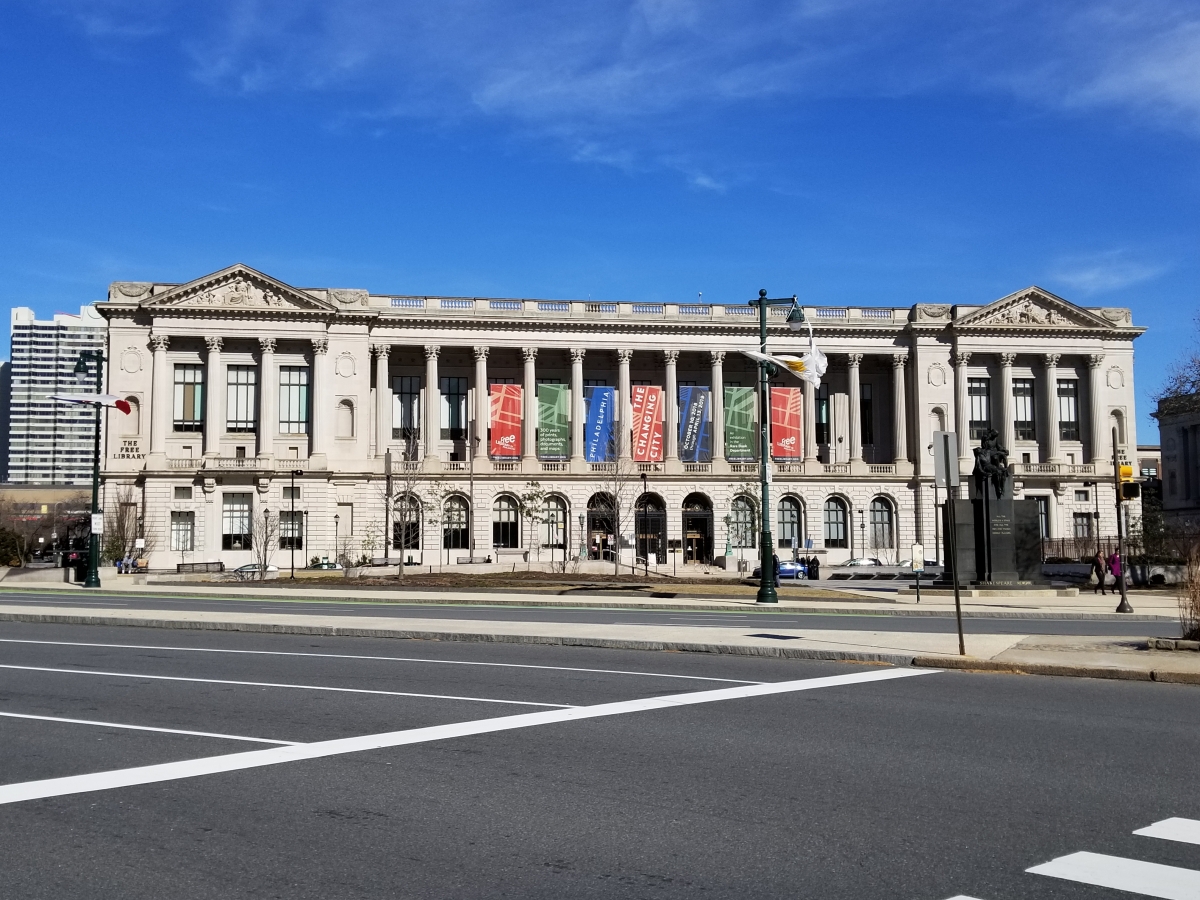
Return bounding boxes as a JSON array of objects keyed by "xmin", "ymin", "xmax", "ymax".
[
  {"xmin": 942, "ymin": 896, "xmax": 988, "ymax": 899},
  {"xmin": 0, "ymin": 638, "xmax": 760, "ymax": 684},
  {"xmin": 0, "ymin": 664, "xmax": 572, "ymax": 708},
  {"xmin": 1136, "ymin": 818, "xmax": 1200, "ymax": 846},
  {"xmin": 0, "ymin": 667, "xmax": 935, "ymax": 805},
  {"xmin": 1027, "ymin": 851, "xmax": 1200, "ymax": 899},
  {"xmin": 0, "ymin": 711, "xmax": 298, "ymax": 745}
]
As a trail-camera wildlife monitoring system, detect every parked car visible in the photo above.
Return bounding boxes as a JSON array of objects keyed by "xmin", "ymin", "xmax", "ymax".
[
  {"xmin": 898, "ymin": 559, "xmax": 941, "ymax": 569},
  {"xmin": 233, "ymin": 564, "xmax": 280, "ymax": 580},
  {"xmin": 834, "ymin": 557, "xmax": 885, "ymax": 567},
  {"xmin": 307, "ymin": 561, "xmax": 343, "ymax": 570},
  {"xmin": 751, "ymin": 560, "xmax": 807, "ymax": 580}
]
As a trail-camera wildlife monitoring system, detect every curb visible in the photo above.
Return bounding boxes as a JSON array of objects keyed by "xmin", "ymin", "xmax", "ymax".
[{"xmin": 911, "ymin": 655, "xmax": 1200, "ymax": 684}]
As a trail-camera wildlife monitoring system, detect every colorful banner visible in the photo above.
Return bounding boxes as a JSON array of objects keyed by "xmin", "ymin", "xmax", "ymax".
[
  {"xmin": 536, "ymin": 384, "xmax": 570, "ymax": 460},
  {"xmin": 489, "ymin": 384, "xmax": 522, "ymax": 457},
  {"xmin": 678, "ymin": 386, "xmax": 712, "ymax": 463},
  {"xmin": 630, "ymin": 385, "xmax": 664, "ymax": 462},
  {"xmin": 724, "ymin": 386, "xmax": 757, "ymax": 461},
  {"xmin": 585, "ymin": 386, "xmax": 617, "ymax": 462},
  {"xmin": 771, "ymin": 386, "xmax": 803, "ymax": 459}
]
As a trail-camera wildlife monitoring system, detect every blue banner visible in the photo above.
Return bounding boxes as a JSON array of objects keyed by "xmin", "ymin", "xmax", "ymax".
[
  {"xmin": 678, "ymin": 386, "xmax": 712, "ymax": 463},
  {"xmin": 584, "ymin": 386, "xmax": 617, "ymax": 462}
]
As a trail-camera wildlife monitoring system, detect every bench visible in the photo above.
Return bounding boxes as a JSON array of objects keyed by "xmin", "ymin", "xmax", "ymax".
[{"xmin": 176, "ymin": 561, "xmax": 225, "ymax": 574}]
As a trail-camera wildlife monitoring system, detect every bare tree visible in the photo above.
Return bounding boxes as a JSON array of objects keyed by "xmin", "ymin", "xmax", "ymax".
[
  {"xmin": 390, "ymin": 438, "xmax": 425, "ymax": 581},
  {"xmin": 517, "ymin": 481, "xmax": 547, "ymax": 570},
  {"xmin": 101, "ymin": 484, "xmax": 157, "ymax": 564},
  {"xmin": 0, "ymin": 498, "xmax": 50, "ymax": 565},
  {"xmin": 250, "ymin": 507, "xmax": 279, "ymax": 580},
  {"xmin": 590, "ymin": 432, "xmax": 642, "ymax": 575}
]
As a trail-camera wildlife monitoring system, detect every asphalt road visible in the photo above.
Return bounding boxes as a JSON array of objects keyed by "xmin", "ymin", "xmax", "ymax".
[
  {"xmin": 0, "ymin": 621, "xmax": 1195, "ymax": 899},
  {"xmin": 0, "ymin": 588, "xmax": 1178, "ymax": 637}
]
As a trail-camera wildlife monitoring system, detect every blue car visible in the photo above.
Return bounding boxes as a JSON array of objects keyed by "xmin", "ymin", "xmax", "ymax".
[{"xmin": 751, "ymin": 560, "xmax": 807, "ymax": 580}]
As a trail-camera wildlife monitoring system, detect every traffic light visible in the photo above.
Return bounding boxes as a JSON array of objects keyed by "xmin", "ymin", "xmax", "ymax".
[
  {"xmin": 1121, "ymin": 482, "xmax": 1141, "ymax": 500},
  {"xmin": 1119, "ymin": 464, "xmax": 1134, "ymax": 482}
]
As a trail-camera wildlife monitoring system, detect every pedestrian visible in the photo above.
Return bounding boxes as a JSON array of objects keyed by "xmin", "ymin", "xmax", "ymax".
[
  {"xmin": 1107, "ymin": 550, "xmax": 1123, "ymax": 592},
  {"xmin": 772, "ymin": 552, "xmax": 781, "ymax": 588},
  {"xmin": 1091, "ymin": 551, "xmax": 1107, "ymax": 595},
  {"xmin": 808, "ymin": 556, "xmax": 820, "ymax": 581}
]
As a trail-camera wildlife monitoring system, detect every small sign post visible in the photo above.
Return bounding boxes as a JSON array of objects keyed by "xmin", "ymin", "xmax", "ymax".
[
  {"xmin": 911, "ymin": 542, "xmax": 924, "ymax": 604},
  {"xmin": 933, "ymin": 431, "xmax": 966, "ymax": 655}
]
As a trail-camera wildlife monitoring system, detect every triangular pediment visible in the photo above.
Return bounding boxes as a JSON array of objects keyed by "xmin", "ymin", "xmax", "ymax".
[
  {"xmin": 140, "ymin": 264, "xmax": 336, "ymax": 313},
  {"xmin": 955, "ymin": 287, "xmax": 1110, "ymax": 329}
]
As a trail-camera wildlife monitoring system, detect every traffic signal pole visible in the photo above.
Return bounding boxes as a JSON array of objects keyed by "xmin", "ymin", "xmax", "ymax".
[{"xmin": 1112, "ymin": 426, "xmax": 1132, "ymax": 613}]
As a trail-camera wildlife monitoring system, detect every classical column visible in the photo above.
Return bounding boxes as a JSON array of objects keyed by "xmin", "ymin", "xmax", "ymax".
[
  {"xmin": 1044, "ymin": 353, "xmax": 1061, "ymax": 463},
  {"xmin": 803, "ymin": 379, "xmax": 817, "ymax": 464},
  {"xmin": 664, "ymin": 350, "xmax": 679, "ymax": 461},
  {"xmin": 891, "ymin": 353, "xmax": 908, "ymax": 465},
  {"xmin": 847, "ymin": 354, "xmax": 863, "ymax": 463},
  {"xmin": 372, "ymin": 344, "xmax": 390, "ymax": 459},
  {"xmin": 423, "ymin": 345, "xmax": 440, "ymax": 462},
  {"xmin": 148, "ymin": 333, "xmax": 170, "ymax": 459},
  {"xmin": 258, "ymin": 337, "xmax": 276, "ymax": 459},
  {"xmin": 203, "ymin": 337, "xmax": 222, "ymax": 458},
  {"xmin": 310, "ymin": 337, "xmax": 329, "ymax": 459},
  {"xmin": 617, "ymin": 349, "xmax": 633, "ymax": 461},
  {"xmin": 473, "ymin": 346, "xmax": 489, "ymax": 461},
  {"xmin": 1088, "ymin": 353, "xmax": 1106, "ymax": 465},
  {"xmin": 953, "ymin": 351, "xmax": 972, "ymax": 470},
  {"xmin": 522, "ymin": 347, "xmax": 537, "ymax": 462},
  {"xmin": 998, "ymin": 352, "xmax": 1016, "ymax": 454},
  {"xmin": 710, "ymin": 351, "xmax": 725, "ymax": 461},
  {"xmin": 570, "ymin": 349, "xmax": 586, "ymax": 463}
]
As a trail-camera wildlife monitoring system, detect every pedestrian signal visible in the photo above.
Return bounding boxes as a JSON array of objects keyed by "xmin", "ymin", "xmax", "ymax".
[
  {"xmin": 1119, "ymin": 464, "xmax": 1134, "ymax": 482},
  {"xmin": 1120, "ymin": 482, "xmax": 1141, "ymax": 500}
]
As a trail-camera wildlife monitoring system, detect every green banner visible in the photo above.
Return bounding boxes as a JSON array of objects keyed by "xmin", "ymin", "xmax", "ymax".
[
  {"xmin": 725, "ymin": 387, "xmax": 757, "ymax": 461},
  {"xmin": 537, "ymin": 384, "xmax": 570, "ymax": 460}
]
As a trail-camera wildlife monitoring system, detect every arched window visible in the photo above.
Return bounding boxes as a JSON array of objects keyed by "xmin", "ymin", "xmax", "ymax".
[
  {"xmin": 823, "ymin": 498, "xmax": 848, "ymax": 548},
  {"xmin": 443, "ymin": 496, "xmax": 469, "ymax": 549},
  {"xmin": 778, "ymin": 497, "xmax": 803, "ymax": 553},
  {"xmin": 336, "ymin": 400, "xmax": 355, "ymax": 438},
  {"xmin": 542, "ymin": 496, "xmax": 567, "ymax": 549},
  {"xmin": 493, "ymin": 495, "xmax": 519, "ymax": 548},
  {"xmin": 122, "ymin": 397, "xmax": 141, "ymax": 437},
  {"xmin": 869, "ymin": 497, "xmax": 894, "ymax": 549},
  {"xmin": 392, "ymin": 493, "xmax": 420, "ymax": 551},
  {"xmin": 730, "ymin": 496, "xmax": 756, "ymax": 549}
]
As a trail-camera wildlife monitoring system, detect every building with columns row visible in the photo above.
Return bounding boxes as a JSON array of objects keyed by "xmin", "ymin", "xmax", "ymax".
[{"xmin": 97, "ymin": 264, "xmax": 1143, "ymax": 571}]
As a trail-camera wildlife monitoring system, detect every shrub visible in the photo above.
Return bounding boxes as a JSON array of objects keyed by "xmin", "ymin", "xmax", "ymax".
[{"xmin": 1181, "ymin": 552, "xmax": 1200, "ymax": 641}]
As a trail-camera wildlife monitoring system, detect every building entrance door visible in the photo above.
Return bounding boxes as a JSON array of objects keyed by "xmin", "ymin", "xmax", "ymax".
[
  {"xmin": 635, "ymin": 493, "xmax": 667, "ymax": 565},
  {"xmin": 681, "ymin": 493, "xmax": 713, "ymax": 564},
  {"xmin": 586, "ymin": 492, "xmax": 615, "ymax": 561}
]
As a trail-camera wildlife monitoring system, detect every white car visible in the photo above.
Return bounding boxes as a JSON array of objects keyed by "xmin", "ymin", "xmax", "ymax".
[{"xmin": 233, "ymin": 564, "xmax": 280, "ymax": 581}]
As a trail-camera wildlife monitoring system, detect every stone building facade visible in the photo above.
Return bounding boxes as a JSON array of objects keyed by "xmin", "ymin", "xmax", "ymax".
[{"xmin": 97, "ymin": 264, "xmax": 1143, "ymax": 572}]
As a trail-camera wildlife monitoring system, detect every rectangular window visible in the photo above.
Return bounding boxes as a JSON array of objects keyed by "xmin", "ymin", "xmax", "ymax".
[
  {"xmin": 1035, "ymin": 496, "xmax": 1050, "ymax": 539},
  {"xmin": 968, "ymin": 378, "xmax": 991, "ymax": 440},
  {"xmin": 279, "ymin": 367, "xmax": 309, "ymax": 434},
  {"xmin": 1057, "ymin": 379, "xmax": 1080, "ymax": 441},
  {"xmin": 440, "ymin": 376, "xmax": 468, "ymax": 440},
  {"xmin": 221, "ymin": 493, "xmax": 252, "ymax": 551},
  {"xmin": 173, "ymin": 486, "xmax": 192, "ymax": 500},
  {"xmin": 1075, "ymin": 490, "xmax": 1089, "ymax": 502},
  {"xmin": 173, "ymin": 365, "xmax": 204, "ymax": 432},
  {"xmin": 816, "ymin": 384, "xmax": 830, "ymax": 445},
  {"xmin": 335, "ymin": 502, "xmax": 353, "ymax": 535},
  {"xmin": 392, "ymin": 375, "xmax": 421, "ymax": 440},
  {"xmin": 584, "ymin": 379, "xmax": 609, "ymax": 387},
  {"xmin": 279, "ymin": 511, "xmax": 304, "ymax": 550},
  {"xmin": 282, "ymin": 486, "xmax": 300, "ymax": 502},
  {"xmin": 1072, "ymin": 511, "xmax": 1093, "ymax": 539},
  {"xmin": 860, "ymin": 383, "xmax": 873, "ymax": 446},
  {"xmin": 1013, "ymin": 378, "xmax": 1036, "ymax": 441},
  {"xmin": 226, "ymin": 365, "xmax": 257, "ymax": 433},
  {"xmin": 170, "ymin": 511, "xmax": 195, "ymax": 551}
]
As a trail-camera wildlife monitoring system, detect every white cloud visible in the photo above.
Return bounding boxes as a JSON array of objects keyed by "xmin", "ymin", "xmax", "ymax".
[{"xmin": 1048, "ymin": 250, "xmax": 1167, "ymax": 294}]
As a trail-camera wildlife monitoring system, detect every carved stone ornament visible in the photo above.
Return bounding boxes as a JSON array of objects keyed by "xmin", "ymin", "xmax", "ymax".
[
  {"xmin": 962, "ymin": 290, "xmax": 1100, "ymax": 328},
  {"xmin": 335, "ymin": 352, "xmax": 356, "ymax": 378},
  {"xmin": 916, "ymin": 304, "xmax": 951, "ymax": 321},
  {"xmin": 710, "ymin": 350, "xmax": 726, "ymax": 365},
  {"xmin": 149, "ymin": 334, "xmax": 170, "ymax": 352},
  {"xmin": 146, "ymin": 266, "xmax": 334, "ymax": 312},
  {"xmin": 331, "ymin": 289, "xmax": 369, "ymax": 306},
  {"xmin": 120, "ymin": 348, "xmax": 143, "ymax": 374},
  {"xmin": 571, "ymin": 348, "xmax": 587, "ymax": 363},
  {"xmin": 112, "ymin": 282, "xmax": 152, "ymax": 300},
  {"xmin": 205, "ymin": 336, "xmax": 223, "ymax": 353},
  {"xmin": 424, "ymin": 345, "xmax": 441, "ymax": 360},
  {"xmin": 662, "ymin": 350, "xmax": 678, "ymax": 364},
  {"xmin": 259, "ymin": 337, "xmax": 277, "ymax": 353},
  {"xmin": 927, "ymin": 363, "xmax": 946, "ymax": 387},
  {"xmin": 1100, "ymin": 308, "xmax": 1131, "ymax": 324},
  {"xmin": 522, "ymin": 347, "xmax": 538, "ymax": 362},
  {"xmin": 1107, "ymin": 366, "xmax": 1125, "ymax": 389},
  {"xmin": 617, "ymin": 349, "xmax": 634, "ymax": 363},
  {"xmin": 473, "ymin": 346, "xmax": 489, "ymax": 361},
  {"xmin": 846, "ymin": 353, "xmax": 864, "ymax": 367},
  {"xmin": 311, "ymin": 337, "xmax": 329, "ymax": 355}
]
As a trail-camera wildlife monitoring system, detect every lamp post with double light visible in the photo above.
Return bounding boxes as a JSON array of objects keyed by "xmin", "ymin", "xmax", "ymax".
[{"xmin": 72, "ymin": 350, "xmax": 105, "ymax": 588}]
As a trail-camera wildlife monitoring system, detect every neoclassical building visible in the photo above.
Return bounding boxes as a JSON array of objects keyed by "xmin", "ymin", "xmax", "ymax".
[{"xmin": 98, "ymin": 264, "xmax": 1143, "ymax": 572}]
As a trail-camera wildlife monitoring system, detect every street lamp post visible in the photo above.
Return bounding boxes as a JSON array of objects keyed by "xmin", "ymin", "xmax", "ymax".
[
  {"xmin": 748, "ymin": 289, "xmax": 798, "ymax": 604},
  {"xmin": 858, "ymin": 509, "xmax": 866, "ymax": 559},
  {"xmin": 289, "ymin": 469, "xmax": 303, "ymax": 578},
  {"xmin": 578, "ymin": 513, "xmax": 586, "ymax": 560},
  {"xmin": 73, "ymin": 350, "xmax": 105, "ymax": 588},
  {"xmin": 333, "ymin": 513, "xmax": 340, "ymax": 566},
  {"xmin": 640, "ymin": 472, "xmax": 649, "ymax": 577}
]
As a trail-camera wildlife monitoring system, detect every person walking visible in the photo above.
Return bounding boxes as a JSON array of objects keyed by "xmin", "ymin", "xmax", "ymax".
[
  {"xmin": 808, "ymin": 556, "xmax": 820, "ymax": 581},
  {"xmin": 772, "ymin": 552, "xmax": 781, "ymax": 588},
  {"xmin": 1107, "ymin": 550, "xmax": 1123, "ymax": 594},
  {"xmin": 1091, "ymin": 551, "xmax": 1107, "ymax": 595}
]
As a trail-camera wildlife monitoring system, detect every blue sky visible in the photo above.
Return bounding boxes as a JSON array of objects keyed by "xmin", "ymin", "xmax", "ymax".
[{"xmin": 2, "ymin": 1, "xmax": 1197, "ymax": 438}]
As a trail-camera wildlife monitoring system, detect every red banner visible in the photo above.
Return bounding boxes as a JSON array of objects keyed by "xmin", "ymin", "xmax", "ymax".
[
  {"xmin": 631, "ymin": 385, "xmax": 664, "ymax": 462},
  {"xmin": 489, "ymin": 384, "xmax": 522, "ymax": 457},
  {"xmin": 770, "ymin": 387, "xmax": 803, "ymax": 459}
]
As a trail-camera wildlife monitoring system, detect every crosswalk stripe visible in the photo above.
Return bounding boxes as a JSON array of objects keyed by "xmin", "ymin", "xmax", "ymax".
[
  {"xmin": 1135, "ymin": 818, "xmax": 1200, "ymax": 846},
  {"xmin": 942, "ymin": 895, "xmax": 987, "ymax": 899},
  {"xmin": 1027, "ymin": 851, "xmax": 1200, "ymax": 900}
]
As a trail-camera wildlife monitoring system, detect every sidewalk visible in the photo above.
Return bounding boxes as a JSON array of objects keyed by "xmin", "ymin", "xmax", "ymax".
[{"xmin": 0, "ymin": 583, "xmax": 1195, "ymax": 684}]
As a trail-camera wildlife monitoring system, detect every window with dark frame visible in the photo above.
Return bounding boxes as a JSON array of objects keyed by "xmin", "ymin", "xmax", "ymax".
[
  {"xmin": 443, "ymin": 496, "xmax": 469, "ymax": 549},
  {"xmin": 440, "ymin": 377, "xmax": 468, "ymax": 440},
  {"xmin": 225, "ymin": 365, "xmax": 257, "ymax": 433},
  {"xmin": 173, "ymin": 364, "xmax": 204, "ymax": 432},
  {"xmin": 1013, "ymin": 378, "xmax": 1036, "ymax": 440},
  {"xmin": 392, "ymin": 495, "xmax": 421, "ymax": 551},
  {"xmin": 968, "ymin": 378, "xmax": 991, "ymax": 439},
  {"xmin": 1057, "ymin": 379, "xmax": 1080, "ymax": 441},
  {"xmin": 1072, "ymin": 511, "xmax": 1093, "ymax": 539},
  {"xmin": 1035, "ymin": 496, "xmax": 1050, "ymax": 539},
  {"xmin": 868, "ymin": 498, "xmax": 894, "ymax": 549},
  {"xmin": 860, "ymin": 383, "xmax": 873, "ymax": 446},
  {"xmin": 492, "ymin": 495, "xmax": 520, "ymax": 548},
  {"xmin": 778, "ymin": 497, "xmax": 802, "ymax": 551},
  {"xmin": 170, "ymin": 511, "xmax": 194, "ymax": 551},
  {"xmin": 221, "ymin": 493, "xmax": 252, "ymax": 551},
  {"xmin": 279, "ymin": 511, "xmax": 304, "ymax": 550},
  {"xmin": 816, "ymin": 384, "xmax": 830, "ymax": 445},
  {"xmin": 730, "ymin": 496, "xmax": 756, "ymax": 549},
  {"xmin": 823, "ymin": 498, "xmax": 848, "ymax": 548},
  {"xmin": 279, "ymin": 366, "xmax": 309, "ymax": 434},
  {"xmin": 392, "ymin": 375, "xmax": 421, "ymax": 440}
]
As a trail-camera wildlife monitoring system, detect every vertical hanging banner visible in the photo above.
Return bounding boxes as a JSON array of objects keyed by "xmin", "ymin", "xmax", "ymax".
[
  {"xmin": 724, "ymin": 387, "xmax": 757, "ymax": 461},
  {"xmin": 489, "ymin": 384, "xmax": 522, "ymax": 458},
  {"xmin": 678, "ymin": 386, "xmax": 712, "ymax": 463},
  {"xmin": 630, "ymin": 385, "xmax": 664, "ymax": 462},
  {"xmin": 536, "ymin": 384, "xmax": 569, "ymax": 460},
  {"xmin": 771, "ymin": 387, "xmax": 803, "ymax": 459},
  {"xmin": 585, "ymin": 386, "xmax": 617, "ymax": 462}
]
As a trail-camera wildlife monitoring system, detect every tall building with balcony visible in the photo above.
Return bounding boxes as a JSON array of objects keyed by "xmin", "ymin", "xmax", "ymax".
[
  {"xmin": 7, "ymin": 305, "xmax": 107, "ymax": 486},
  {"xmin": 97, "ymin": 264, "xmax": 1143, "ymax": 571}
]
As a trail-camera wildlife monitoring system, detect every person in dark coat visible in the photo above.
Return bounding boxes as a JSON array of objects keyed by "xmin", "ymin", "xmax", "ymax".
[
  {"xmin": 771, "ymin": 553, "xmax": 781, "ymax": 587},
  {"xmin": 1091, "ymin": 551, "xmax": 1107, "ymax": 595},
  {"xmin": 808, "ymin": 556, "xmax": 820, "ymax": 581}
]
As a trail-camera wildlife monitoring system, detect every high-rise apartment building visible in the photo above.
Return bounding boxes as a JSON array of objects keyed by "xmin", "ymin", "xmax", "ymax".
[{"xmin": 7, "ymin": 305, "xmax": 107, "ymax": 485}]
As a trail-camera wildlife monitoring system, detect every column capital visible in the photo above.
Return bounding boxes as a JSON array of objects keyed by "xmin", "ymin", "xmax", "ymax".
[
  {"xmin": 709, "ymin": 350, "xmax": 726, "ymax": 365},
  {"xmin": 663, "ymin": 350, "xmax": 679, "ymax": 365},
  {"xmin": 259, "ymin": 337, "xmax": 277, "ymax": 354},
  {"xmin": 846, "ymin": 353, "xmax": 864, "ymax": 367},
  {"xmin": 616, "ymin": 349, "xmax": 633, "ymax": 363},
  {"xmin": 473, "ymin": 345, "xmax": 489, "ymax": 361},
  {"xmin": 205, "ymin": 336, "xmax": 223, "ymax": 353},
  {"xmin": 424, "ymin": 344, "xmax": 440, "ymax": 360},
  {"xmin": 371, "ymin": 343, "xmax": 390, "ymax": 359},
  {"xmin": 522, "ymin": 347, "xmax": 538, "ymax": 362},
  {"xmin": 953, "ymin": 352, "xmax": 971, "ymax": 368},
  {"xmin": 1043, "ymin": 353, "xmax": 1061, "ymax": 367},
  {"xmin": 998, "ymin": 352, "xmax": 1017, "ymax": 366},
  {"xmin": 149, "ymin": 333, "xmax": 170, "ymax": 352},
  {"xmin": 311, "ymin": 337, "xmax": 329, "ymax": 355},
  {"xmin": 570, "ymin": 348, "xmax": 586, "ymax": 363},
  {"xmin": 1088, "ymin": 353, "xmax": 1105, "ymax": 369},
  {"xmin": 891, "ymin": 353, "xmax": 908, "ymax": 368}
]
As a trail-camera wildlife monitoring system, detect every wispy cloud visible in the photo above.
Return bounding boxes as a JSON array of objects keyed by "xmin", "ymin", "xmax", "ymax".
[{"xmin": 1048, "ymin": 250, "xmax": 1167, "ymax": 294}]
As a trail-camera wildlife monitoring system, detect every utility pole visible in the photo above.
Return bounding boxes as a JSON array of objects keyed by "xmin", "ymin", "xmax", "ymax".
[
  {"xmin": 1112, "ymin": 427, "xmax": 1133, "ymax": 613},
  {"xmin": 73, "ymin": 350, "xmax": 105, "ymax": 589}
]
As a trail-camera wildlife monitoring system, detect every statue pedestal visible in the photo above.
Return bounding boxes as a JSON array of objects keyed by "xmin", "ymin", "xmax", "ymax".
[{"xmin": 945, "ymin": 493, "xmax": 1044, "ymax": 587}]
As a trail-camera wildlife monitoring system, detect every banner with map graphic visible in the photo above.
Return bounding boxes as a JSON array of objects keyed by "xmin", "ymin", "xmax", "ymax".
[
  {"xmin": 724, "ymin": 386, "xmax": 757, "ymax": 461},
  {"xmin": 489, "ymin": 384, "xmax": 522, "ymax": 458},
  {"xmin": 536, "ymin": 384, "xmax": 569, "ymax": 460},
  {"xmin": 770, "ymin": 387, "xmax": 803, "ymax": 459}
]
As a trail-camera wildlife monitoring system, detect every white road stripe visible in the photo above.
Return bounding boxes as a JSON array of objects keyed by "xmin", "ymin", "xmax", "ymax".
[
  {"xmin": 942, "ymin": 896, "xmax": 988, "ymax": 899},
  {"xmin": 1027, "ymin": 851, "xmax": 1200, "ymax": 899},
  {"xmin": 0, "ymin": 711, "xmax": 297, "ymax": 745},
  {"xmin": 0, "ymin": 638, "xmax": 759, "ymax": 683},
  {"xmin": 0, "ymin": 667, "xmax": 935, "ymax": 805},
  {"xmin": 1135, "ymin": 818, "xmax": 1200, "ymax": 846},
  {"xmin": 0, "ymin": 664, "xmax": 572, "ymax": 708}
]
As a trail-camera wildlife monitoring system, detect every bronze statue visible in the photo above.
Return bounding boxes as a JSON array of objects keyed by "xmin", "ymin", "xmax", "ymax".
[{"xmin": 972, "ymin": 428, "xmax": 1010, "ymax": 499}]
